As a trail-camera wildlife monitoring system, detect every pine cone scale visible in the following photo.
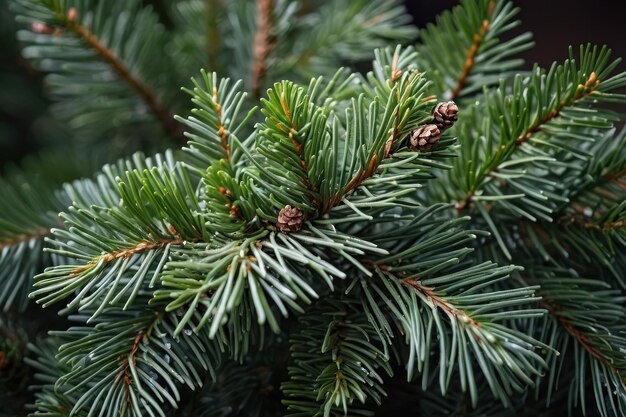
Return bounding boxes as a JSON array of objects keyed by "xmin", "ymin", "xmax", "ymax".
[
  {"xmin": 433, "ymin": 101, "xmax": 459, "ymax": 129},
  {"xmin": 277, "ymin": 205, "xmax": 304, "ymax": 233}
]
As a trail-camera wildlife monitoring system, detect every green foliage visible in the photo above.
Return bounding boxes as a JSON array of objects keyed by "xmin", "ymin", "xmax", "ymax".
[
  {"xmin": 530, "ymin": 271, "xmax": 626, "ymax": 417},
  {"xmin": 353, "ymin": 208, "xmax": 545, "ymax": 406},
  {"xmin": 11, "ymin": 0, "xmax": 184, "ymax": 147},
  {"xmin": 282, "ymin": 299, "xmax": 392, "ymax": 417},
  {"xmin": 2, "ymin": 1, "xmax": 626, "ymax": 417},
  {"xmin": 417, "ymin": 0, "xmax": 534, "ymax": 100},
  {"xmin": 0, "ymin": 151, "xmax": 97, "ymax": 312}
]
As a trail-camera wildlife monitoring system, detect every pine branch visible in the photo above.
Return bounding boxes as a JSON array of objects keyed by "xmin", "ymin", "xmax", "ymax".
[
  {"xmin": 418, "ymin": 0, "xmax": 533, "ymax": 100},
  {"xmin": 320, "ymin": 46, "xmax": 435, "ymax": 214},
  {"xmin": 63, "ymin": 13, "xmax": 184, "ymax": 144},
  {"xmin": 12, "ymin": 0, "xmax": 185, "ymax": 145},
  {"xmin": 32, "ymin": 152, "xmax": 207, "ymax": 312},
  {"xmin": 177, "ymin": 71, "xmax": 257, "ymax": 172},
  {"xmin": 450, "ymin": 0, "xmax": 496, "ymax": 100},
  {"xmin": 455, "ymin": 71, "xmax": 602, "ymax": 212},
  {"xmin": 351, "ymin": 207, "xmax": 546, "ymax": 406},
  {"xmin": 0, "ymin": 151, "xmax": 97, "ymax": 312},
  {"xmin": 282, "ymin": 299, "xmax": 391, "ymax": 417},
  {"xmin": 430, "ymin": 45, "xmax": 626, "ymax": 261},
  {"xmin": 524, "ymin": 270, "xmax": 626, "ymax": 417},
  {"xmin": 50, "ymin": 305, "xmax": 223, "ymax": 417}
]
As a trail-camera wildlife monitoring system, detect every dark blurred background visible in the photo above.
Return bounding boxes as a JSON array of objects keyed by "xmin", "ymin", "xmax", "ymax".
[{"xmin": 2, "ymin": 0, "xmax": 626, "ymax": 166}]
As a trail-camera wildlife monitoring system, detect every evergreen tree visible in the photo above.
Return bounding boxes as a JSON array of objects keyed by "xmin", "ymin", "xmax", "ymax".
[{"xmin": 1, "ymin": 0, "xmax": 625, "ymax": 416}]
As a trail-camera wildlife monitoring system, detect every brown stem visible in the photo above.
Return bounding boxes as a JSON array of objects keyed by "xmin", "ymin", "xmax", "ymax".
[
  {"xmin": 64, "ymin": 19, "xmax": 185, "ymax": 145},
  {"xmin": 542, "ymin": 301, "xmax": 622, "ymax": 373},
  {"xmin": 321, "ymin": 53, "xmax": 422, "ymax": 214},
  {"xmin": 450, "ymin": 1, "xmax": 496, "ymax": 100},
  {"xmin": 0, "ymin": 229, "xmax": 51, "ymax": 251},
  {"xmin": 561, "ymin": 215, "xmax": 626, "ymax": 231},
  {"xmin": 516, "ymin": 72, "xmax": 599, "ymax": 146},
  {"xmin": 115, "ymin": 312, "xmax": 163, "ymax": 392},
  {"xmin": 212, "ymin": 86, "xmax": 231, "ymax": 160},
  {"xmin": 251, "ymin": 0, "xmax": 274, "ymax": 98},
  {"xmin": 456, "ymin": 72, "xmax": 601, "ymax": 212},
  {"xmin": 116, "ymin": 330, "xmax": 146, "ymax": 385},
  {"xmin": 401, "ymin": 277, "xmax": 479, "ymax": 328},
  {"xmin": 275, "ymin": 94, "xmax": 320, "ymax": 207},
  {"xmin": 70, "ymin": 237, "xmax": 185, "ymax": 277}
]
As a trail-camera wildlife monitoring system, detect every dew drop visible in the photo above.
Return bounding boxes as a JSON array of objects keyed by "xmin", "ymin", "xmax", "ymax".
[
  {"xmin": 164, "ymin": 354, "xmax": 171, "ymax": 364},
  {"xmin": 584, "ymin": 207, "xmax": 593, "ymax": 217},
  {"xmin": 184, "ymin": 329, "xmax": 193, "ymax": 336}
]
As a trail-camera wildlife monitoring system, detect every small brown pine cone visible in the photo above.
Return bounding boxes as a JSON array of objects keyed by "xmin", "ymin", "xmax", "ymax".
[
  {"xmin": 408, "ymin": 124, "xmax": 441, "ymax": 152},
  {"xmin": 432, "ymin": 101, "xmax": 459, "ymax": 129},
  {"xmin": 277, "ymin": 205, "xmax": 304, "ymax": 233}
]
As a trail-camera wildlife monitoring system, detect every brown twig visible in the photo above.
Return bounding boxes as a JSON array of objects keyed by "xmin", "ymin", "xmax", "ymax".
[
  {"xmin": 401, "ymin": 277, "xmax": 479, "ymax": 328},
  {"xmin": 115, "ymin": 311, "xmax": 163, "ymax": 398},
  {"xmin": 64, "ymin": 16, "xmax": 185, "ymax": 145},
  {"xmin": 321, "ymin": 53, "xmax": 419, "ymax": 214},
  {"xmin": 401, "ymin": 275, "xmax": 488, "ymax": 346},
  {"xmin": 116, "ymin": 330, "xmax": 146, "ymax": 386},
  {"xmin": 251, "ymin": 0, "xmax": 274, "ymax": 98},
  {"xmin": 542, "ymin": 301, "xmax": 621, "ymax": 372},
  {"xmin": 456, "ymin": 72, "xmax": 601, "ymax": 212},
  {"xmin": 450, "ymin": 1, "xmax": 496, "ymax": 100},
  {"xmin": 516, "ymin": 72, "xmax": 599, "ymax": 146},
  {"xmin": 0, "ymin": 229, "xmax": 51, "ymax": 251},
  {"xmin": 212, "ymin": 86, "xmax": 231, "ymax": 160},
  {"xmin": 560, "ymin": 215, "xmax": 626, "ymax": 231},
  {"xmin": 70, "ymin": 237, "xmax": 185, "ymax": 277},
  {"xmin": 275, "ymin": 94, "xmax": 320, "ymax": 207}
]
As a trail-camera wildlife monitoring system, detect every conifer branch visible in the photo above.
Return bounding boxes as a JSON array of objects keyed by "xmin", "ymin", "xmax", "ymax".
[
  {"xmin": 0, "ymin": 229, "xmax": 50, "ymax": 251},
  {"xmin": 283, "ymin": 300, "xmax": 391, "ymax": 415},
  {"xmin": 277, "ymin": 93, "xmax": 315, "ymax": 194},
  {"xmin": 515, "ymin": 72, "xmax": 600, "ymax": 145},
  {"xmin": 456, "ymin": 71, "xmax": 601, "ymax": 212},
  {"xmin": 450, "ymin": 0, "xmax": 496, "ymax": 100},
  {"xmin": 211, "ymin": 86, "xmax": 231, "ymax": 160},
  {"xmin": 63, "ymin": 16, "xmax": 185, "ymax": 145},
  {"xmin": 251, "ymin": 0, "xmax": 274, "ymax": 98},
  {"xmin": 555, "ymin": 212, "xmax": 626, "ymax": 231},
  {"xmin": 70, "ymin": 237, "xmax": 187, "ymax": 278},
  {"xmin": 400, "ymin": 277, "xmax": 480, "ymax": 328},
  {"xmin": 542, "ymin": 301, "xmax": 618, "ymax": 371},
  {"xmin": 321, "ymin": 50, "xmax": 433, "ymax": 214}
]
